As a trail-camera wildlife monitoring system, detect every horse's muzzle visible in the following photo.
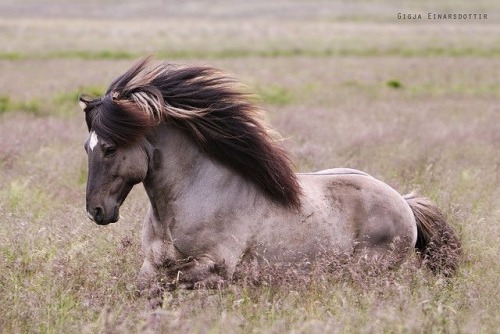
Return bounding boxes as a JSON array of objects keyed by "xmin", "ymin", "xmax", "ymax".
[{"xmin": 87, "ymin": 206, "xmax": 119, "ymax": 225}]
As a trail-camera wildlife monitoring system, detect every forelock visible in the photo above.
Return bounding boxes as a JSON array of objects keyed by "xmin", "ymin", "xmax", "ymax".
[{"xmin": 84, "ymin": 96, "xmax": 153, "ymax": 146}]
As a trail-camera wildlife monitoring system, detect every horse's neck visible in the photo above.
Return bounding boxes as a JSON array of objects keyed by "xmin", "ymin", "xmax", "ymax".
[
  {"xmin": 143, "ymin": 125, "xmax": 201, "ymax": 199},
  {"xmin": 142, "ymin": 125, "xmax": 258, "ymax": 223}
]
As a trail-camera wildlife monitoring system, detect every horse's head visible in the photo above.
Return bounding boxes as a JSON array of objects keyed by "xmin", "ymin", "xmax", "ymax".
[{"xmin": 79, "ymin": 96, "xmax": 151, "ymax": 225}]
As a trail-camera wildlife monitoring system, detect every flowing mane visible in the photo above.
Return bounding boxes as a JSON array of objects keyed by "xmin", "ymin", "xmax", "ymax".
[{"xmin": 82, "ymin": 57, "xmax": 301, "ymax": 208}]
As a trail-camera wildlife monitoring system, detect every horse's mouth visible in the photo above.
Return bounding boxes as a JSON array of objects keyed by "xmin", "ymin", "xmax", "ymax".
[
  {"xmin": 110, "ymin": 207, "xmax": 120, "ymax": 223},
  {"xmin": 88, "ymin": 206, "xmax": 120, "ymax": 225}
]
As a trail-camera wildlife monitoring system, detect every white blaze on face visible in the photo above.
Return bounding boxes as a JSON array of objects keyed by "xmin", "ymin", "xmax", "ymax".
[{"xmin": 89, "ymin": 131, "xmax": 99, "ymax": 151}]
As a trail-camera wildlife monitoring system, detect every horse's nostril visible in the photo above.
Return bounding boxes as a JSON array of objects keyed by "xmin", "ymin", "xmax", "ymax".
[{"xmin": 94, "ymin": 207, "xmax": 104, "ymax": 223}]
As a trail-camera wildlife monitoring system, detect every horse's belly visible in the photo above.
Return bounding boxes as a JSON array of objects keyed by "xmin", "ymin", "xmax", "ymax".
[
  {"xmin": 249, "ymin": 218, "xmax": 355, "ymax": 264},
  {"xmin": 249, "ymin": 187, "xmax": 358, "ymax": 262}
]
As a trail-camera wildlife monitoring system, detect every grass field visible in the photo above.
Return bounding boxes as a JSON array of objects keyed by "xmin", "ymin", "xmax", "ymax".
[{"xmin": 0, "ymin": 1, "xmax": 499, "ymax": 333}]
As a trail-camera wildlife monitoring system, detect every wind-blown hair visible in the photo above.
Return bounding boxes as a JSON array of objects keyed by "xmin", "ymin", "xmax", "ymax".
[{"xmin": 82, "ymin": 57, "xmax": 301, "ymax": 207}]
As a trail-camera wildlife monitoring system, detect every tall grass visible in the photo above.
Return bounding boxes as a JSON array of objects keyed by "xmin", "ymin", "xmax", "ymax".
[{"xmin": 1, "ymin": 56, "xmax": 498, "ymax": 331}]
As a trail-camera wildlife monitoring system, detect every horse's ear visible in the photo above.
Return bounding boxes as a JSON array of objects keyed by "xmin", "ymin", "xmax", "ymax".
[{"xmin": 78, "ymin": 95, "xmax": 91, "ymax": 111}]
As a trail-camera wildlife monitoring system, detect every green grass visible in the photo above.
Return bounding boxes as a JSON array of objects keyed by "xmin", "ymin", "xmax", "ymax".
[
  {"xmin": 256, "ymin": 85, "xmax": 295, "ymax": 106},
  {"xmin": 0, "ymin": 52, "xmax": 25, "ymax": 61},
  {"xmin": 0, "ymin": 95, "xmax": 42, "ymax": 115},
  {"xmin": 386, "ymin": 79, "xmax": 403, "ymax": 89},
  {"xmin": 0, "ymin": 86, "xmax": 105, "ymax": 117},
  {"xmin": 2, "ymin": 45, "xmax": 500, "ymax": 61},
  {"xmin": 0, "ymin": 96, "xmax": 9, "ymax": 113},
  {"xmin": 51, "ymin": 86, "xmax": 105, "ymax": 117}
]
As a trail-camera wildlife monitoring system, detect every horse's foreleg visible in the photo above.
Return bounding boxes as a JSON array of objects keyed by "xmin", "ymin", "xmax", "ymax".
[
  {"xmin": 167, "ymin": 256, "xmax": 228, "ymax": 290},
  {"xmin": 137, "ymin": 258, "xmax": 165, "ymax": 308},
  {"xmin": 138, "ymin": 236, "xmax": 183, "ymax": 307},
  {"xmin": 137, "ymin": 258, "xmax": 159, "ymax": 292}
]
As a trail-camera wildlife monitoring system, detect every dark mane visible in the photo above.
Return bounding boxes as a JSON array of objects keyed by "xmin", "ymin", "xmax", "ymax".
[{"xmin": 82, "ymin": 57, "xmax": 301, "ymax": 208}]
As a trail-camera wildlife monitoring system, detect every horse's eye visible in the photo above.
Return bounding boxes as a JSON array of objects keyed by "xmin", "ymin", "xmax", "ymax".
[{"xmin": 104, "ymin": 146, "xmax": 117, "ymax": 156}]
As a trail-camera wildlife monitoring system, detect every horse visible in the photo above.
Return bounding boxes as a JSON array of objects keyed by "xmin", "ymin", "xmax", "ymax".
[{"xmin": 79, "ymin": 57, "xmax": 461, "ymax": 292}]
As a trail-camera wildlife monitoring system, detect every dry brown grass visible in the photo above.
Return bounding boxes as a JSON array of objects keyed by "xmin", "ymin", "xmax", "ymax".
[{"xmin": 1, "ymin": 1, "xmax": 499, "ymax": 333}]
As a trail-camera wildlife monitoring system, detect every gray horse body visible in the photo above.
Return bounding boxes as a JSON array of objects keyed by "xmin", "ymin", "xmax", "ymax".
[
  {"xmin": 138, "ymin": 125, "xmax": 416, "ymax": 288},
  {"xmin": 79, "ymin": 58, "xmax": 460, "ymax": 292}
]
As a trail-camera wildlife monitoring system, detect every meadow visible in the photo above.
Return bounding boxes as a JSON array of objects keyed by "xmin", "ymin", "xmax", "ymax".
[{"xmin": 0, "ymin": 1, "xmax": 499, "ymax": 333}]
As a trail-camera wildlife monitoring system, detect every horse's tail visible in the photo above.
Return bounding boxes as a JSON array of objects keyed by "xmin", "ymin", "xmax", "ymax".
[{"xmin": 404, "ymin": 192, "xmax": 461, "ymax": 276}]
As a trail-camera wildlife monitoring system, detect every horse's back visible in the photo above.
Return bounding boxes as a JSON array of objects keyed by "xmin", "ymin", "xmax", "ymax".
[{"xmin": 298, "ymin": 167, "xmax": 369, "ymax": 177}]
